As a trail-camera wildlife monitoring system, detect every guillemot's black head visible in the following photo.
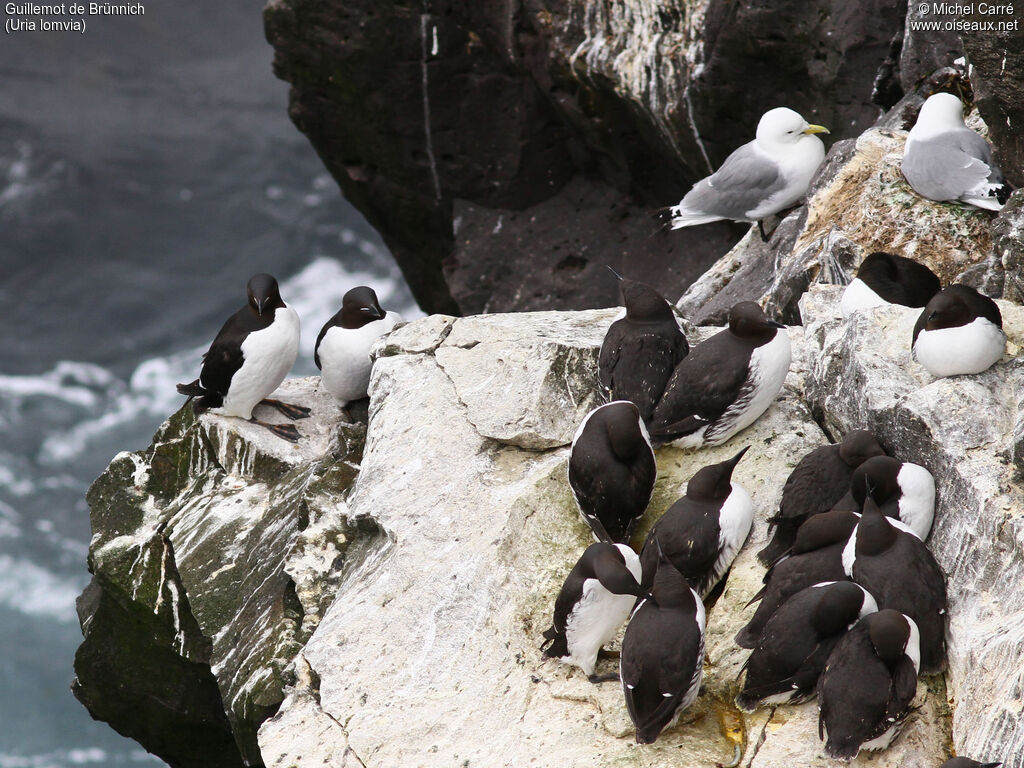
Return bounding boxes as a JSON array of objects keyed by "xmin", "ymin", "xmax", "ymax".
[
  {"xmin": 648, "ymin": 543, "xmax": 699, "ymax": 611},
  {"xmin": 856, "ymin": 252, "xmax": 940, "ymax": 307},
  {"xmin": 920, "ymin": 284, "xmax": 1002, "ymax": 332},
  {"xmin": 838, "ymin": 430, "xmax": 886, "ymax": 468},
  {"xmin": 810, "ymin": 581, "xmax": 870, "ymax": 636},
  {"xmin": 341, "ymin": 286, "xmax": 386, "ymax": 329},
  {"xmin": 728, "ymin": 302, "xmax": 785, "ymax": 344},
  {"xmin": 587, "ymin": 543, "xmax": 644, "ymax": 598},
  {"xmin": 686, "ymin": 446, "xmax": 748, "ymax": 503},
  {"xmin": 868, "ymin": 609, "xmax": 912, "ymax": 666},
  {"xmin": 850, "ymin": 456, "xmax": 901, "ymax": 507},
  {"xmin": 854, "ymin": 495, "xmax": 898, "ymax": 556},
  {"xmin": 602, "ymin": 401, "xmax": 648, "ymax": 462},
  {"xmin": 247, "ymin": 273, "xmax": 285, "ymax": 317},
  {"xmin": 618, "ymin": 278, "xmax": 675, "ymax": 323}
]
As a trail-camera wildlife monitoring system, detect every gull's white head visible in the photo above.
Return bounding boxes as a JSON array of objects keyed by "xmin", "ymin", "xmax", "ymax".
[
  {"xmin": 755, "ymin": 107, "xmax": 829, "ymax": 148},
  {"xmin": 915, "ymin": 92, "xmax": 966, "ymax": 131}
]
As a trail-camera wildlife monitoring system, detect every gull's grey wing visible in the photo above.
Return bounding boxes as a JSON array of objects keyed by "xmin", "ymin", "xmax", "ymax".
[
  {"xmin": 679, "ymin": 142, "xmax": 785, "ymax": 220},
  {"xmin": 903, "ymin": 128, "xmax": 999, "ymax": 200}
]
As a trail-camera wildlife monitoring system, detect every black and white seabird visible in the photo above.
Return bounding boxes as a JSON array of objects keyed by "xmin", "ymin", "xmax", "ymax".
[
  {"xmin": 758, "ymin": 430, "xmax": 886, "ymax": 566},
  {"xmin": 176, "ymin": 273, "xmax": 307, "ymax": 442},
  {"xmin": 620, "ymin": 555, "xmax": 705, "ymax": 744},
  {"xmin": 735, "ymin": 509, "xmax": 859, "ymax": 649},
  {"xmin": 849, "ymin": 455, "xmax": 935, "ymax": 541},
  {"xmin": 649, "ymin": 302, "xmax": 791, "ymax": 447},
  {"xmin": 598, "ymin": 275, "xmax": 689, "ymax": 426},
  {"xmin": 840, "ymin": 252, "xmax": 942, "ymax": 318},
  {"xmin": 568, "ymin": 401, "xmax": 657, "ymax": 544},
  {"xmin": 639, "ymin": 447, "xmax": 753, "ymax": 599},
  {"xmin": 541, "ymin": 542, "xmax": 644, "ymax": 683},
  {"xmin": 913, "ymin": 284, "xmax": 1006, "ymax": 378},
  {"xmin": 843, "ymin": 497, "xmax": 947, "ymax": 674},
  {"xmin": 902, "ymin": 92, "xmax": 1011, "ymax": 211},
  {"xmin": 817, "ymin": 609, "xmax": 921, "ymax": 759},
  {"xmin": 314, "ymin": 286, "xmax": 402, "ymax": 419},
  {"xmin": 736, "ymin": 580, "xmax": 878, "ymax": 712},
  {"xmin": 940, "ymin": 759, "xmax": 1002, "ymax": 768}
]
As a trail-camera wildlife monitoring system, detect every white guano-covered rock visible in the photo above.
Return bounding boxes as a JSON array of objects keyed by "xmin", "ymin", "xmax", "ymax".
[{"xmin": 258, "ymin": 310, "xmax": 949, "ymax": 767}]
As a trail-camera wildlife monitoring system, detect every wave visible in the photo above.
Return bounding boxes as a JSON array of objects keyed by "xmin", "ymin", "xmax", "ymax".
[{"xmin": 0, "ymin": 555, "xmax": 83, "ymax": 624}]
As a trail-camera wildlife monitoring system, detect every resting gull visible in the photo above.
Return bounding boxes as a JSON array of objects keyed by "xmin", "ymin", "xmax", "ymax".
[
  {"xmin": 902, "ymin": 92, "xmax": 1010, "ymax": 211},
  {"xmin": 666, "ymin": 107, "xmax": 829, "ymax": 239}
]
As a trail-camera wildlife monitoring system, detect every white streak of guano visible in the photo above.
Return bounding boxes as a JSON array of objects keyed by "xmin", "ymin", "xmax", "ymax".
[{"xmin": 420, "ymin": 13, "xmax": 442, "ymax": 201}]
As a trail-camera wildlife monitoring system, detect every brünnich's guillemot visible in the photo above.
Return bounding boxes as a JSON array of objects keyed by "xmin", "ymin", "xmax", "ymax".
[
  {"xmin": 315, "ymin": 285, "xmax": 402, "ymax": 420},
  {"xmin": 650, "ymin": 302, "xmax": 791, "ymax": 448},
  {"xmin": 176, "ymin": 273, "xmax": 307, "ymax": 442}
]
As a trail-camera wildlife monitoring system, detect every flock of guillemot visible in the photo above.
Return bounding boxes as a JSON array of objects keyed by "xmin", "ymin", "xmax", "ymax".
[{"xmin": 174, "ymin": 90, "xmax": 1010, "ymax": 764}]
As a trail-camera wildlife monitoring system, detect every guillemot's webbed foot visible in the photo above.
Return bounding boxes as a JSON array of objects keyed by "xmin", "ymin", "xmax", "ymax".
[
  {"xmin": 250, "ymin": 418, "xmax": 301, "ymax": 443},
  {"xmin": 587, "ymin": 672, "xmax": 620, "ymax": 684},
  {"xmin": 261, "ymin": 398, "xmax": 311, "ymax": 420},
  {"xmin": 758, "ymin": 220, "xmax": 769, "ymax": 242}
]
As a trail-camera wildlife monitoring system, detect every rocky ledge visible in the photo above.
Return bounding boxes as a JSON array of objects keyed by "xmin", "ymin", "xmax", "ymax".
[{"xmin": 73, "ymin": 294, "xmax": 1024, "ymax": 766}]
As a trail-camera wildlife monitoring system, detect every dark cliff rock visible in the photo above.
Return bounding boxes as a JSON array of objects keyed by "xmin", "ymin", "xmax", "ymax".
[
  {"xmin": 265, "ymin": 0, "xmax": 914, "ymax": 315},
  {"xmin": 71, "ymin": 383, "xmax": 370, "ymax": 767}
]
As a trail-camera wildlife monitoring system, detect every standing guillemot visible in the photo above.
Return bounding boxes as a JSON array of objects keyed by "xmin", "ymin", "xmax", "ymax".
[
  {"xmin": 638, "ymin": 447, "xmax": 752, "ymax": 600},
  {"xmin": 840, "ymin": 252, "xmax": 941, "ymax": 318},
  {"xmin": 902, "ymin": 92, "xmax": 1011, "ymax": 211},
  {"xmin": 842, "ymin": 497, "xmax": 947, "ymax": 673},
  {"xmin": 598, "ymin": 274, "xmax": 689, "ymax": 426},
  {"xmin": 849, "ymin": 455, "xmax": 935, "ymax": 541},
  {"xmin": 913, "ymin": 284, "xmax": 1006, "ymax": 378},
  {"xmin": 620, "ymin": 552, "xmax": 705, "ymax": 744},
  {"xmin": 758, "ymin": 430, "xmax": 885, "ymax": 566},
  {"xmin": 541, "ymin": 542, "xmax": 644, "ymax": 683},
  {"xmin": 176, "ymin": 273, "xmax": 307, "ymax": 442},
  {"xmin": 649, "ymin": 302, "xmax": 791, "ymax": 447},
  {"xmin": 817, "ymin": 609, "xmax": 921, "ymax": 759},
  {"xmin": 735, "ymin": 508, "xmax": 859, "ymax": 649},
  {"xmin": 568, "ymin": 401, "xmax": 656, "ymax": 544},
  {"xmin": 736, "ymin": 580, "xmax": 877, "ymax": 712},
  {"xmin": 940, "ymin": 759, "xmax": 1002, "ymax": 768},
  {"xmin": 315, "ymin": 286, "xmax": 403, "ymax": 420}
]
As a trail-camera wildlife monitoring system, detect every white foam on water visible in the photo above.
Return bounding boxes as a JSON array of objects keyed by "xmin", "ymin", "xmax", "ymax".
[
  {"xmin": 0, "ymin": 554, "xmax": 83, "ymax": 623},
  {"xmin": 0, "ymin": 361, "xmax": 119, "ymax": 409},
  {"xmin": 0, "ymin": 499, "xmax": 21, "ymax": 540},
  {"xmin": 0, "ymin": 748, "xmax": 161, "ymax": 767},
  {"xmin": 0, "ymin": 141, "xmax": 66, "ymax": 218}
]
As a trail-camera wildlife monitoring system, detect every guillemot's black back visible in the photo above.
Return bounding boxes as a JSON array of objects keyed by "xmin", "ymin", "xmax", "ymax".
[
  {"xmin": 598, "ymin": 277, "xmax": 689, "ymax": 425},
  {"xmin": 568, "ymin": 401, "xmax": 656, "ymax": 543},
  {"xmin": 735, "ymin": 508, "xmax": 858, "ymax": 648},
  {"xmin": 736, "ymin": 580, "xmax": 876, "ymax": 711},
  {"xmin": 620, "ymin": 556, "xmax": 704, "ymax": 744},
  {"xmin": 639, "ymin": 447, "xmax": 751, "ymax": 598},
  {"xmin": 817, "ymin": 609, "xmax": 919, "ymax": 759},
  {"xmin": 856, "ymin": 252, "xmax": 941, "ymax": 307},
  {"xmin": 844, "ymin": 498, "xmax": 947, "ymax": 673},
  {"xmin": 649, "ymin": 302, "xmax": 789, "ymax": 447},
  {"xmin": 758, "ymin": 430, "xmax": 885, "ymax": 565}
]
